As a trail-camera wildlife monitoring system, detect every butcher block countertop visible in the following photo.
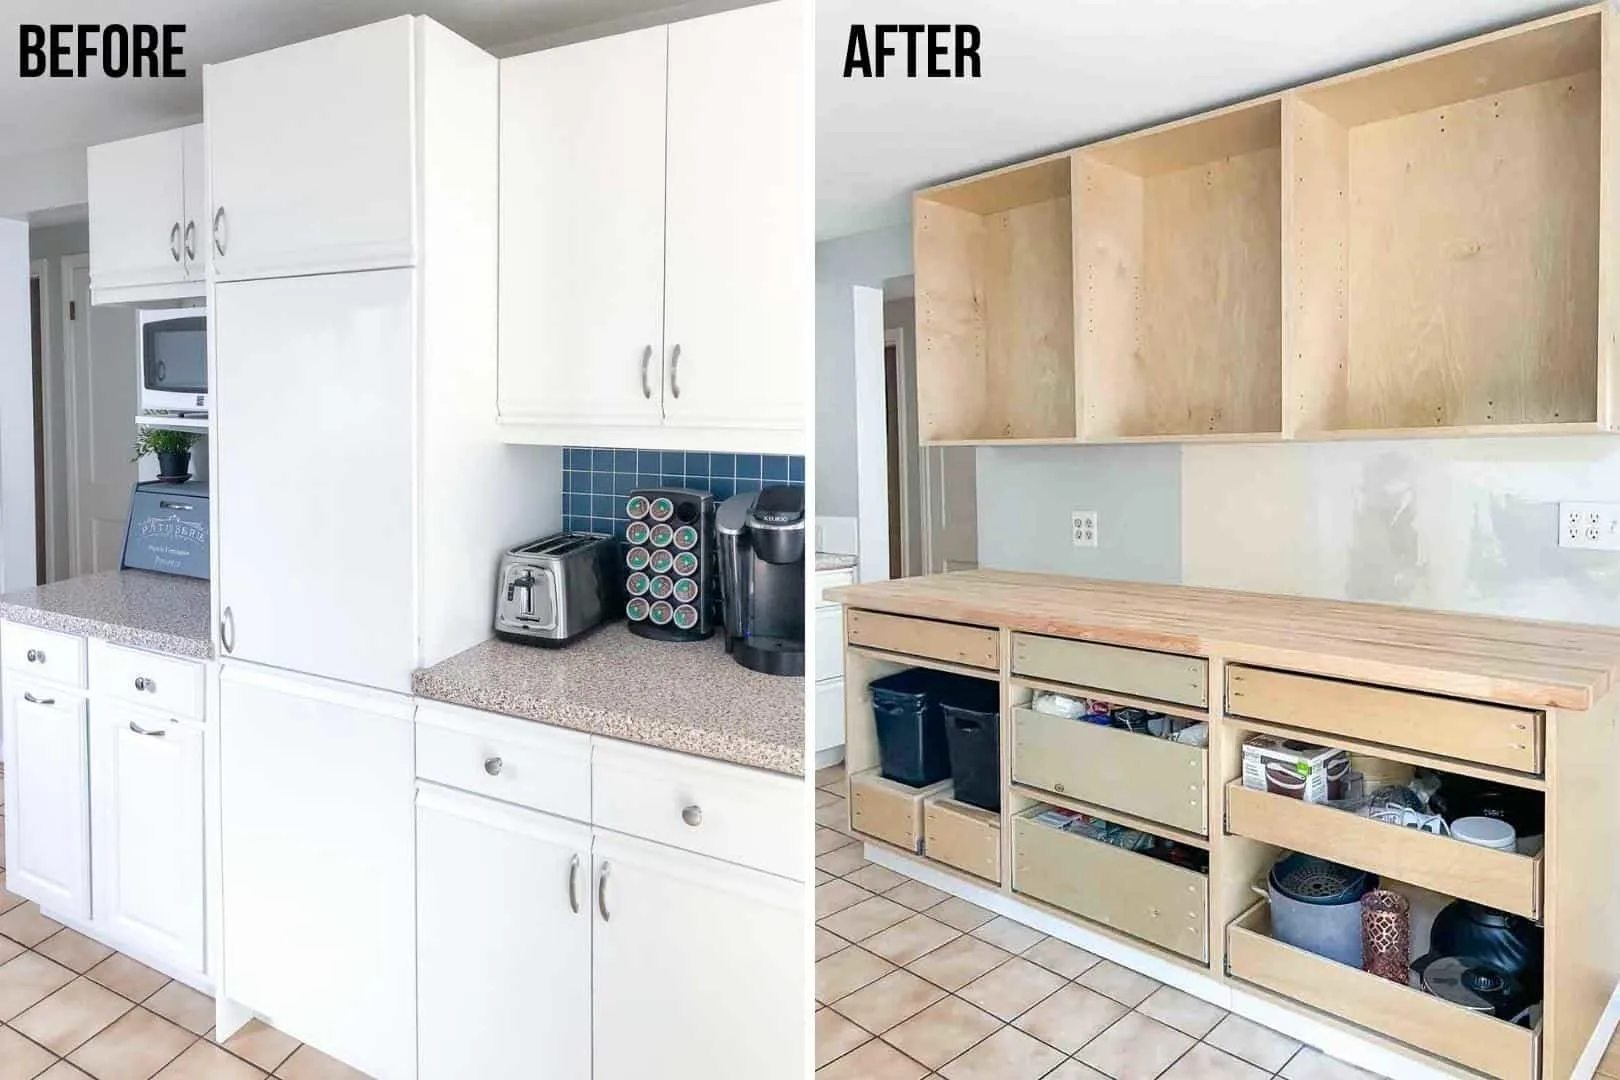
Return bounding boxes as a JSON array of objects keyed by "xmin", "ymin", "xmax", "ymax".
[{"xmin": 827, "ymin": 570, "xmax": 1620, "ymax": 712}]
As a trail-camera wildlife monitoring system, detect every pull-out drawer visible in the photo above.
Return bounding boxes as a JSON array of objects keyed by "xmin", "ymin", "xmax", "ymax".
[
  {"xmin": 923, "ymin": 793, "xmax": 1000, "ymax": 884},
  {"xmin": 850, "ymin": 770, "xmax": 950, "ymax": 854},
  {"xmin": 416, "ymin": 703, "xmax": 591, "ymax": 823},
  {"xmin": 846, "ymin": 610, "xmax": 999, "ymax": 670},
  {"xmin": 90, "ymin": 640, "xmax": 206, "ymax": 720},
  {"xmin": 1, "ymin": 623, "xmax": 86, "ymax": 688},
  {"xmin": 1013, "ymin": 811, "xmax": 1207, "ymax": 961},
  {"xmin": 1013, "ymin": 707, "xmax": 1206, "ymax": 834},
  {"xmin": 1227, "ymin": 901, "xmax": 1537, "ymax": 1080},
  {"xmin": 1225, "ymin": 781, "xmax": 1540, "ymax": 918},
  {"xmin": 1011, "ymin": 633, "xmax": 1207, "ymax": 708},
  {"xmin": 593, "ymin": 739, "xmax": 803, "ymax": 881},
  {"xmin": 1226, "ymin": 666, "xmax": 1542, "ymax": 774}
]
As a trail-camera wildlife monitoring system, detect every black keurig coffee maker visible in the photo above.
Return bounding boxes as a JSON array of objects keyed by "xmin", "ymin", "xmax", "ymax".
[{"xmin": 716, "ymin": 486, "xmax": 805, "ymax": 676}]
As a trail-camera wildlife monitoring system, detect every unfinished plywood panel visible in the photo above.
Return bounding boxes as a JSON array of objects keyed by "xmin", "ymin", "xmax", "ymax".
[
  {"xmin": 915, "ymin": 156, "xmax": 1077, "ymax": 442},
  {"xmin": 1075, "ymin": 101, "xmax": 1282, "ymax": 439},
  {"xmin": 1291, "ymin": 10, "xmax": 1604, "ymax": 434}
]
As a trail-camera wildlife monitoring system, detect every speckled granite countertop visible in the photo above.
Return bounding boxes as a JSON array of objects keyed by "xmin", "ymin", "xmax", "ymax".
[
  {"xmin": 0, "ymin": 570, "xmax": 212, "ymax": 660},
  {"xmin": 413, "ymin": 623, "xmax": 804, "ymax": 776}
]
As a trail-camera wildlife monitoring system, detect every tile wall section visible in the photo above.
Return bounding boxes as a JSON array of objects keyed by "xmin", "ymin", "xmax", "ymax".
[{"xmin": 561, "ymin": 447, "xmax": 805, "ymax": 537}]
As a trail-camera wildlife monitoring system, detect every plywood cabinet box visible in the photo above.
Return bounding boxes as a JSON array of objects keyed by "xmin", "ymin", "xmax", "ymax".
[
  {"xmin": 830, "ymin": 569, "xmax": 1620, "ymax": 1080},
  {"xmin": 915, "ymin": 3, "xmax": 1620, "ymax": 445},
  {"xmin": 496, "ymin": 0, "xmax": 808, "ymax": 454},
  {"xmin": 86, "ymin": 124, "xmax": 206, "ymax": 304}
]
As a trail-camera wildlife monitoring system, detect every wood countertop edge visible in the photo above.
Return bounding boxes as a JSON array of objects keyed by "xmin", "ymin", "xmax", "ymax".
[{"xmin": 827, "ymin": 579, "xmax": 1615, "ymax": 712}]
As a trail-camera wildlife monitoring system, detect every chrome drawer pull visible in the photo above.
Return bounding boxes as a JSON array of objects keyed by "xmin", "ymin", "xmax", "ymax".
[
  {"xmin": 129, "ymin": 721, "xmax": 167, "ymax": 738},
  {"xmin": 568, "ymin": 854, "xmax": 581, "ymax": 914},
  {"xmin": 22, "ymin": 692, "xmax": 54, "ymax": 706},
  {"xmin": 640, "ymin": 345, "xmax": 653, "ymax": 399},
  {"xmin": 483, "ymin": 756, "xmax": 504, "ymax": 777},
  {"xmin": 681, "ymin": 804, "xmax": 703, "ymax": 827},
  {"xmin": 597, "ymin": 861, "xmax": 612, "ymax": 922},
  {"xmin": 25, "ymin": 648, "xmax": 43, "ymax": 664},
  {"xmin": 134, "ymin": 676, "xmax": 154, "ymax": 693}
]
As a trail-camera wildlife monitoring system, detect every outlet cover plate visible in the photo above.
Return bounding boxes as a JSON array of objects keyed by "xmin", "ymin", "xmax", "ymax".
[
  {"xmin": 1072, "ymin": 510, "xmax": 1099, "ymax": 549},
  {"xmin": 1559, "ymin": 502, "xmax": 1620, "ymax": 550}
]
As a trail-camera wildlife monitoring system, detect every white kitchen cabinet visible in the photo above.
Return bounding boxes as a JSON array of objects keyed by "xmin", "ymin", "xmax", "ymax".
[
  {"xmin": 220, "ymin": 665, "xmax": 416, "ymax": 1080},
  {"xmin": 204, "ymin": 17, "xmax": 416, "ymax": 280},
  {"xmin": 591, "ymin": 830, "xmax": 803, "ymax": 1080},
  {"xmin": 497, "ymin": 27, "xmax": 668, "ymax": 434},
  {"xmin": 89, "ymin": 701, "xmax": 205, "ymax": 974},
  {"xmin": 660, "ymin": 0, "xmax": 808, "ymax": 440},
  {"xmin": 1, "ymin": 681, "xmax": 91, "ymax": 919},
  {"xmin": 213, "ymin": 270, "xmax": 417, "ymax": 690},
  {"xmin": 416, "ymin": 783, "xmax": 591, "ymax": 1080},
  {"xmin": 86, "ymin": 123, "xmax": 206, "ymax": 304},
  {"xmin": 496, "ymin": 0, "xmax": 807, "ymax": 454}
]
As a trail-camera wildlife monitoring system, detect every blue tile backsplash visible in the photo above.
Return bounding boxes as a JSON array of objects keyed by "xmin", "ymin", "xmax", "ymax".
[{"xmin": 561, "ymin": 447, "xmax": 805, "ymax": 537}]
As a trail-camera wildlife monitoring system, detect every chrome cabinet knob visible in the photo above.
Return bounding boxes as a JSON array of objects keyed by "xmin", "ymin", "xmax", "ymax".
[
  {"xmin": 134, "ymin": 676, "xmax": 153, "ymax": 692},
  {"xmin": 483, "ymin": 756, "xmax": 504, "ymax": 777},
  {"xmin": 24, "ymin": 648, "xmax": 40, "ymax": 663},
  {"xmin": 681, "ymin": 804, "xmax": 702, "ymax": 827}
]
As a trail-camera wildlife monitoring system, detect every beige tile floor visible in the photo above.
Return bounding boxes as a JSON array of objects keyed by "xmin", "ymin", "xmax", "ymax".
[
  {"xmin": 0, "ymin": 772, "xmax": 370, "ymax": 1080},
  {"xmin": 814, "ymin": 764, "xmax": 1388, "ymax": 1080}
]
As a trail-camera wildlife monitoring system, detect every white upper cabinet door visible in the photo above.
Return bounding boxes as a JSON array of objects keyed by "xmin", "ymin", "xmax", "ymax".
[
  {"xmin": 497, "ymin": 28, "xmax": 668, "ymax": 430},
  {"xmin": 205, "ymin": 17, "xmax": 417, "ymax": 281},
  {"xmin": 1, "ymin": 683, "xmax": 91, "ymax": 920},
  {"xmin": 417, "ymin": 784, "xmax": 592, "ymax": 1080},
  {"xmin": 181, "ymin": 123, "xmax": 206, "ymax": 281},
  {"xmin": 661, "ymin": 1, "xmax": 808, "ymax": 442},
  {"xmin": 213, "ymin": 270, "xmax": 417, "ymax": 692},
  {"xmin": 220, "ymin": 666, "xmax": 416, "ymax": 1080},
  {"xmin": 89, "ymin": 702, "xmax": 205, "ymax": 974},
  {"xmin": 592, "ymin": 832, "xmax": 804, "ymax": 1080},
  {"xmin": 87, "ymin": 127, "xmax": 187, "ymax": 293}
]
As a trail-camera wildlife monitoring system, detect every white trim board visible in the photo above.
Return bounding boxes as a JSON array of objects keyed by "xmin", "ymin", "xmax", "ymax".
[
  {"xmin": 864, "ymin": 845, "xmax": 1595, "ymax": 1080},
  {"xmin": 852, "ymin": 285, "xmax": 889, "ymax": 582}
]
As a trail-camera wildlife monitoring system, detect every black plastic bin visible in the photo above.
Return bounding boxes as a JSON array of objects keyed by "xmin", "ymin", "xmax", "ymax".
[
  {"xmin": 941, "ymin": 683, "xmax": 1002, "ymax": 812},
  {"xmin": 868, "ymin": 669, "xmax": 978, "ymax": 786}
]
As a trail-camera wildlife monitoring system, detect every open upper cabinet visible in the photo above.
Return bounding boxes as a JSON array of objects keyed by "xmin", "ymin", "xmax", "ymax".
[{"xmin": 913, "ymin": 3, "xmax": 1620, "ymax": 445}]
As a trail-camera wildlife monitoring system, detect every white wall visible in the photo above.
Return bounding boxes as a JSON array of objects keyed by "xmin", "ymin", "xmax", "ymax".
[
  {"xmin": 0, "ymin": 219, "xmax": 35, "ymax": 593},
  {"xmin": 973, "ymin": 436, "xmax": 1620, "ymax": 627},
  {"xmin": 815, "ymin": 223, "xmax": 911, "ymax": 516},
  {"xmin": 0, "ymin": 147, "xmax": 88, "ymax": 221}
]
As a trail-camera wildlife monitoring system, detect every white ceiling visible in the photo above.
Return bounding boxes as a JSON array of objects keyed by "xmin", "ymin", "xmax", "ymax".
[
  {"xmin": 815, "ymin": 0, "xmax": 1577, "ymax": 239},
  {"xmin": 0, "ymin": 0, "xmax": 737, "ymax": 176}
]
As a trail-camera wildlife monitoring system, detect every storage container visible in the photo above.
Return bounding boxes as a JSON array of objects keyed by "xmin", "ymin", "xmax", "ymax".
[
  {"xmin": 939, "ymin": 686, "xmax": 1001, "ymax": 811},
  {"xmin": 869, "ymin": 669, "xmax": 994, "ymax": 787}
]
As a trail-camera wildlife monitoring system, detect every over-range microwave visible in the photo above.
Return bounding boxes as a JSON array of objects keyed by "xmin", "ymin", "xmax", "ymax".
[{"xmin": 138, "ymin": 306, "xmax": 208, "ymax": 413}]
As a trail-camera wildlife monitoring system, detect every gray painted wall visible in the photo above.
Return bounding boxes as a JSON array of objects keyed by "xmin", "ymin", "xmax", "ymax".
[{"xmin": 815, "ymin": 223, "xmax": 911, "ymax": 516}]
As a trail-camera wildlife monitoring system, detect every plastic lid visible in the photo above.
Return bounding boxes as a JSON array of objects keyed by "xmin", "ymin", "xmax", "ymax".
[
  {"xmin": 1270, "ymin": 853, "xmax": 1370, "ymax": 905},
  {"xmin": 1452, "ymin": 816, "xmax": 1517, "ymax": 850}
]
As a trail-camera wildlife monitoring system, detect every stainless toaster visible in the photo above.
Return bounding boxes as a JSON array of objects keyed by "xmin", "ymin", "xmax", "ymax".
[{"xmin": 494, "ymin": 532, "xmax": 617, "ymax": 644}]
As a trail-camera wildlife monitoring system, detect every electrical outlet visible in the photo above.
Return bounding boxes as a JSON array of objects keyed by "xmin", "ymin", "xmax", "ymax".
[
  {"xmin": 1072, "ymin": 510, "xmax": 1099, "ymax": 549},
  {"xmin": 1559, "ymin": 502, "xmax": 1620, "ymax": 550}
]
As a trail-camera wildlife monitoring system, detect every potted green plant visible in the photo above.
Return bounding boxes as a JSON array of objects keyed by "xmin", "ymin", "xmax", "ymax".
[{"xmin": 133, "ymin": 428, "xmax": 200, "ymax": 481}]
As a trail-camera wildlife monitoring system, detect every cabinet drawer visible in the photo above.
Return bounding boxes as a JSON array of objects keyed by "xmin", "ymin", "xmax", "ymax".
[
  {"xmin": 1012, "ymin": 708, "xmax": 1206, "ymax": 834},
  {"xmin": 1224, "ymin": 782, "xmax": 1540, "ymax": 918},
  {"xmin": 1, "ymin": 623, "xmax": 86, "ymax": 688},
  {"xmin": 416, "ymin": 704, "xmax": 591, "ymax": 823},
  {"xmin": 847, "ymin": 610, "xmax": 998, "ymax": 670},
  {"xmin": 1011, "ymin": 634, "xmax": 1207, "ymax": 708},
  {"xmin": 815, "ymin": 607, "xmax": 845, "ymax": 681},
  {"xmin": 1226, "ymin": 666, "xmax": 1542, "ymax": 774},
  {"xmin": 90, "ymin": 640, "xmax": 205, "ymax": 720},
  {"xmin": 924, "ymin": 794, "xmax": 1000, "ymax": 883},
  {"xmin": 850, "ymin": 770, "xmax": 950, "ymax": 854},
  {"xmin": 592, "ymin": 740, "xmax": 803, "ymax": 881},
  {"xmin": 1013, "ymin": 811, "xmax": 1207, "ymax": 961},
  {"xmin": 1227, "ymin": 902, "xmax": 1536, "ymax": 1080},
  {"xmin": 817, "ymin": 568, "xmax": 855, "ymax": 606}
]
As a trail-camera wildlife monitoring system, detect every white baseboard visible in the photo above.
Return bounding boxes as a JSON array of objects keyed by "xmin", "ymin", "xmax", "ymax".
[
  {"xmin": 864, "ymin": 845, "xmax": 1507, "ymax": 1080},
  {"xmin": 815, "ymin": 745, "xmax": 846, "ymax": 769}
]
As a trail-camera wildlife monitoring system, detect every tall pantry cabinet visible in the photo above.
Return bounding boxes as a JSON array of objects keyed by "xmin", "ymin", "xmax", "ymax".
[{"xmin": 204, "ymin": 18, "xmax": 556, "ymax": 1080}]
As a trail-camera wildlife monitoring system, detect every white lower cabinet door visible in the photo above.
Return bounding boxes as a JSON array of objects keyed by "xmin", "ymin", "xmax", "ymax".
[
  {"xmin": 591, "ymin": 830, "xmax": 804, "ymax": 1080},
  {"xmin": 416, "ymin": 783, "xmax": 591, "ymax": 1080},
  {"xmin": 220, "ymin": 664, "xmax": 416, "ymax": 1080},
  {"xmin": 2, "ymin": 684, "xmax": 91, "ymax": 919},
  {"xmin": 89, "ymin": 702, "xmax": 205, "ymax": 973}
]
